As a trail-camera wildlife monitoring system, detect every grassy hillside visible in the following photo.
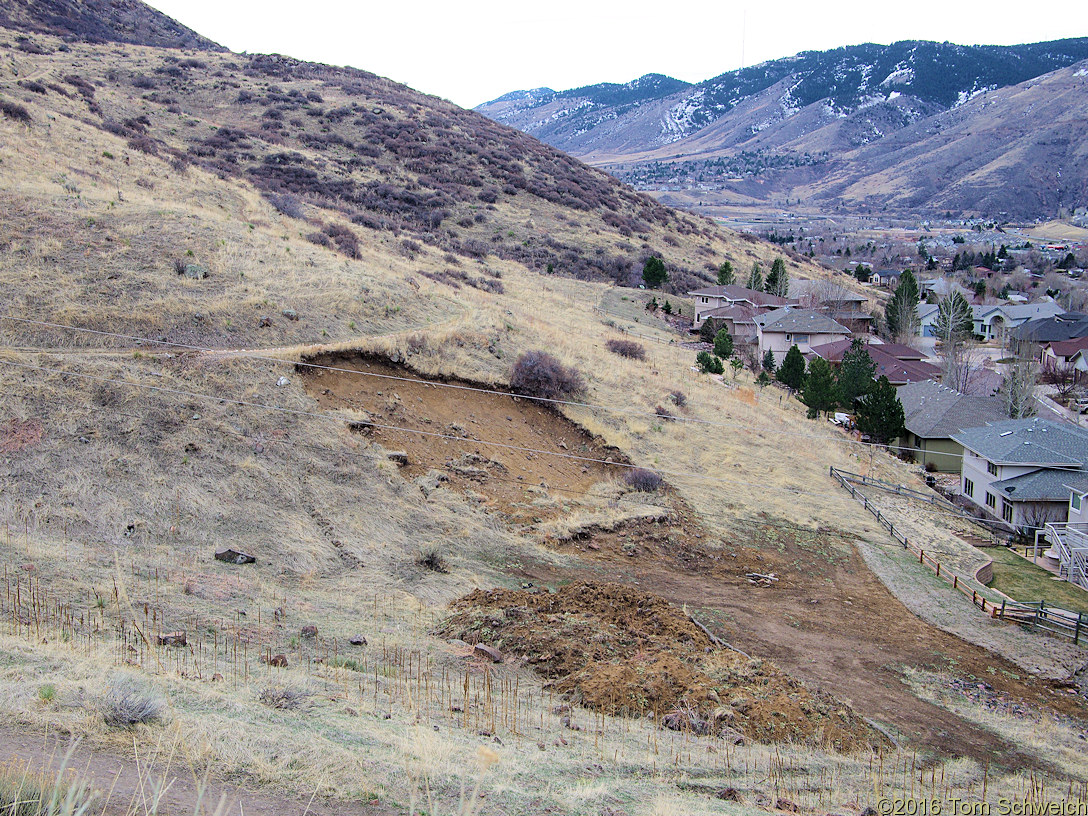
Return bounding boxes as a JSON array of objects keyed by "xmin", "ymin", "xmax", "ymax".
[{"xmin": 1, "ymin": 15, "xmax": 1087, "ymax": 816}]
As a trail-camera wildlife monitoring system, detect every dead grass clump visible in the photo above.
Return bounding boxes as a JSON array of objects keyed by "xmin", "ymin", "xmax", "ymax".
[
  {"xmin": 0, "ymin": 754, "xmax": 97, "ymax": 816},
  {"xmin": 101, "ymin": 675, "xmax": 166, "ymax": 727},
  {"xmin": 624, "ymin": 468, "xmax": 663, "ymax": 492},
  {"xmin": 509, "ymin": 351, "xmax": 586, "ymax": 401},
  {"xmin": 258, "ymin": 684, "xmax": 313, "ymax": 711},
  {"xmin": 605, "ymin": 338, "xmax": 646, "ymax": 360}
]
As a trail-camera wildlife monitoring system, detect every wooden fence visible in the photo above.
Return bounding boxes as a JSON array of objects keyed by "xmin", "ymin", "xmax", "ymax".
[
  {"xmin": 829, "ymin": 466, "xmax": 1086, "ymax": 641},
  {"xmin": 831, "ymin": 467, "xmax": 1013, "ymax": 544}
]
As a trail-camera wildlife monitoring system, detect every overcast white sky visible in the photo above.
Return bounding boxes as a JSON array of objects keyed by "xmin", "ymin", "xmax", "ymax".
[{"xmin": 146, "ymin": 1, "xmax": 1085, "ymax": 108}]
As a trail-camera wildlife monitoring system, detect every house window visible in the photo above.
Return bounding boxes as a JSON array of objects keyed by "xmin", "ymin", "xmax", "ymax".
[
  {"xmin": 1074, "ymin": 493, "xmax": 1083, "ymax": 512},
  {"xmin": 964, "ymin": 478, "xmax": 974, "ymax": 498},
  {"xmin": 702, "ymin": 297, "xmax": 709, "ymax": 304},
  {"xmin": 987, "ymin": 461, "xmax": 998, "ymax": 476},
  {"xmin": 794, "ymin": 334, "xmax": 810, "ymax": 344},
  {"xmin": 986, "ymin": 492, "xmax": 996, "ymax": 509},
  {"xmin": 1002, "ymin": 501, "xmax": 1014, "ymax": 524}
]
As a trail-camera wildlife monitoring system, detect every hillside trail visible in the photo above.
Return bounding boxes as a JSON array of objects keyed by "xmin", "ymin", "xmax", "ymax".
[{"xmin": 0, "ymin": 722, "xmax": 396, "ymax": 816}]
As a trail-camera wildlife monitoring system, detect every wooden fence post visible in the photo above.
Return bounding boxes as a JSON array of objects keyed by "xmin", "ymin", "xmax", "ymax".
[{"xmin": 1076, "ymin": 614, "xmax": 1083, "ymax": 645}]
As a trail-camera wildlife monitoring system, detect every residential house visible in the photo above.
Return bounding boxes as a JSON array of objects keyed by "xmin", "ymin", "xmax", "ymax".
[
  {"xmin": 873, "ymin": 270, "xmax": 901, "ymax": 289},
  {"xmin": 788, "ymin": 279, "xmax": 873, "ymax": 332},
  {"xmin": 918, "ymin": 300, "xmax": 1066, "ymax": 340},
  {"xmin": 807, "ymin": 339, "xmax": 940, "ymax": 387},
  {"xmin": 687, "ymin": 285, "xmax": 796, "ymax": 329},
  {"xmin": 697, "ymin": 305, "xmax": 761, "ymax": 343},
  {"xmin": 755, "ymin": 308, "xmax": 851, "ymax": 366},
  {"xmin": 1014, "ymin": 312, "xmax": 1088, "ymax": 345},
  {"xmin": 895, "ymin": 381, "xmax": 1008, "ymax": 472},
  {"xmin": 1040, "ymin": 337, "xmax": 1088, "ymax": 372},
  {"xmin": 952, "ymin": 418, "xmax": 1088, "ymax": 532}
]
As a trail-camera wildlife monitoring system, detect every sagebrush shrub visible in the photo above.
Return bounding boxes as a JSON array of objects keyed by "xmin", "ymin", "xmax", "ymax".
[
  {"xmin": 0, "ymin": 99, "xmax": 31, "ymax": 124},
  {"xmin": 102, "ymin": 675, "xmax": 166, "ymax": 727},
  {"xmin": 625, "ymin": 468, "xmax": 663, "ymax": 492},
  {"xmin": 605, "ymin": 338, "xmax": 646, "ymax": 360},
  {"xmin": 510, "ymin": 351, "xmax": 586, "ymax": 401}
]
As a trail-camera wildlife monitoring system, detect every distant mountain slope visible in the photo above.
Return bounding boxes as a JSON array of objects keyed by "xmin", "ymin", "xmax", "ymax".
[
  {"xmin": 798, "ymin": 61, "xmax": 1088, "ymax": 217},
  {"xmin": 478, "ymin": 39, "xmax": 1088, "ymax": 218},
  {"xmin": 0, "ymin": 0, "xmax": 224, "ymax": 49}
]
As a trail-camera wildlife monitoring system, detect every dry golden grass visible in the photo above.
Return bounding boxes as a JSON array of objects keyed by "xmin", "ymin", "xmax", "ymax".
[{"xmin": 1, "ymin": 27, "xmax": 1085, "ymax": 815}]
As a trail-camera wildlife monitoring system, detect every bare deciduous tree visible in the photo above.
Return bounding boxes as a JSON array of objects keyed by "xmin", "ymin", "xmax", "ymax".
[{"xmin": 1002, "ymin": 355, "xmax": 1039, "ymax": 419}]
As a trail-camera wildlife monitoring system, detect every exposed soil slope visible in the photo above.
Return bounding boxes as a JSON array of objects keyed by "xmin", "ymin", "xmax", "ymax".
[
  {"xmin": 521, "ymin": 516, "xmax": 1088, "ymax": 768},
  {"xmin": 439, "ymin": 580, "xmax": 885, "ymax": 752},
  {"xmin": 301, "ymin": 354, "xmax": 627, "ymax": 527}
]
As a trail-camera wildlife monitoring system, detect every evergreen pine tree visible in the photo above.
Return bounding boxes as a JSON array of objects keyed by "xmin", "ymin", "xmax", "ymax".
[
  {"xmin": 642, "ymin": 256, "xmax": 668, "ymax": 288},
  {"xmin": 776, "ymin": 345, "xmax": 805, "ymax": 391},
  {"xmin": 856, "ymin": 376, "xmax": 905, "ymax": 443},
  {"xmin": 713, "ymin": 328, "xmax": 734, "ymax": 359},
  {"xmin": 800, "ymin": 357, "xmax": 838, "ymax": 419},
  {"xmin": 765, "ymin": 256, "xmax": 789, "ymax": 297},
  {"xmin": 717, "ymin": 261, "xmax": 735, "ymax": 286},
  {"xmin": 745, "ymin": 262, "xmax": 763, "ymax": 291},
  {"xmin": 762, "ymin": 348, "xmax": 776, "ymax": 372},
  {"xmin": 836, "ymin": 338, "xmax": 876, "ymax": 409},
  {"xmin": 885, "ymin": 270, "xmax": 920, "ymax": 342}
]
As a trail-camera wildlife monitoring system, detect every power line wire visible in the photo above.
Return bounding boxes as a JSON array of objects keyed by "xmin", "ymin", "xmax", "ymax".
[
  {"xmin": 0, "ymin": 357, "xmax": 868, "ymax": 501},
  {"xmin": 0, "ymin": 313, "xmax": 969, "ymax": 461}
]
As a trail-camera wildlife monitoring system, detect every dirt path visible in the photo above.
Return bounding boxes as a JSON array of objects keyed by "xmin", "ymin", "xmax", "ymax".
[
  {"xmin": 517, "ymin": 518, "xmax": 1088, "ymax": 769},
  {"xmin": 0, "ymin": 723, "xmax": 395, "ymax": 816}
]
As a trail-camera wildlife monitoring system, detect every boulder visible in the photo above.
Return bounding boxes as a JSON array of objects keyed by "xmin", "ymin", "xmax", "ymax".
[
  {"xmin": 386, "ymin": 451, "xmax": 409, "ymax": 466},
  {"xmin": 215, "ymin": 548, "xmax": 256, "ymax": 565},
  {"xmin": 473, "ymin": 643, "xmax": 502, "ymax": 663},
  {"xmin": 269, "ymin": 654, "xmax": 288, "ymax": 668},
  {"xmin": 157, "ymin": 631, "xmax": 186, "ymax": 646},
  {"xmin": 300, "ymin": 624, "xmax": 318, "ymax": 639},
  {"xmin": 281, "ymin": 308, "xmax": 299, "ymax": 321},
  {"xmin": 183, "ymin": 264, "xmax": 208, "ymax": 280},
  {"xmin": 348, "ymin": 635, "xmax": 367, "ymax": 646},
  {"xmin": 258, "ymin": 316, "xmax": 274, "ymax": 328}
]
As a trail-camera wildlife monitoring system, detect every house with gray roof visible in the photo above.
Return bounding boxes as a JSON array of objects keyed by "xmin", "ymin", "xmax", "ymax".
[
  {"xmin": 1014, "ymin": 313, "xmax": 1088, "ymax": 344},
  {"xmin": 918, "ymin": 300, "xmax": 1066, "ymax": 341},
  {"xmin": 895, "ymin": 381, "xmax": 1007, "ymax": 472},
  {"xmin": 951, "ymin": 418, "xmax": 1088, "ymax": 532},
  {"xmin": 755, "ymin": 308, "xmax": 851, "ymax": 365}
]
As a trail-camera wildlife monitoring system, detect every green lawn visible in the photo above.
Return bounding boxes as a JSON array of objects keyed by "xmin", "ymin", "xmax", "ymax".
[{"xmin": 986, "ymin": 545, "xmax": 1088, "ymax": 614}]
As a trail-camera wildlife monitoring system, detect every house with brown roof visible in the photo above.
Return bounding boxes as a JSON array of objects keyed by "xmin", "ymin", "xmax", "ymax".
[
  {"xmin": 807, "ymin": 339, "xmax": 940, "ymax": 387},
  {"xmin": 687, "ymin": 285, "xmax": 796, "ymax": 329},
  {"xmin": 1040, "ymin": 337, "xmax": 1088, "ymax": 372}
]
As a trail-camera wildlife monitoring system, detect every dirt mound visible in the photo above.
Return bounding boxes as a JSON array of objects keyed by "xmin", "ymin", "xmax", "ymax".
[{"xmin": 438, "ymin": 581, "xmax": 883, "ymax": 752}]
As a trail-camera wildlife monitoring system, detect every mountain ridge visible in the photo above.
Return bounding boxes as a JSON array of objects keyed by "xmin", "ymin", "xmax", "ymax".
[{"xmin": 478, "ymin": 38, "xmax": 1088, "ymax": 218}]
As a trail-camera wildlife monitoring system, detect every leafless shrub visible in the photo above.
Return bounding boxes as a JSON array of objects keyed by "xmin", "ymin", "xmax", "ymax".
[
  {"xmin": 624, "ymin": 468, "xmax": 663, "ymax": 492},
  {"xmin": 654, "ymin": 405, "xmax": 676, "ymax": 422},
  {"xmin": 605, "ymin": 338, "xmax": 646, "ymax": 360},
  {"xmin": 306, "ymin": 231, "xmax": 331, "ymax": 248},
  {"xmin": 18, "ymin": 80, "xmax": 47, "ymax": 95},
  {"xmin": 669, "ymin": 390, "xmax": 686, "ymax": 407},
  {"xmin": 416, "ymin": 546, "xmax": 449, "ymax": 573},
  {"xmin": 0, "ymin": 99, "xmax": 31, "ymax": 124},
  {"xmin": 258, "ymin": 684, "xmax": 312, "ymax": 710},
  {"xmin": 101, "ymin": 675, "xmax": 166, "ymax": 727},
  {"xmin": 510, "ymin": 351, "xmax": 586, "ymax": 401}
]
